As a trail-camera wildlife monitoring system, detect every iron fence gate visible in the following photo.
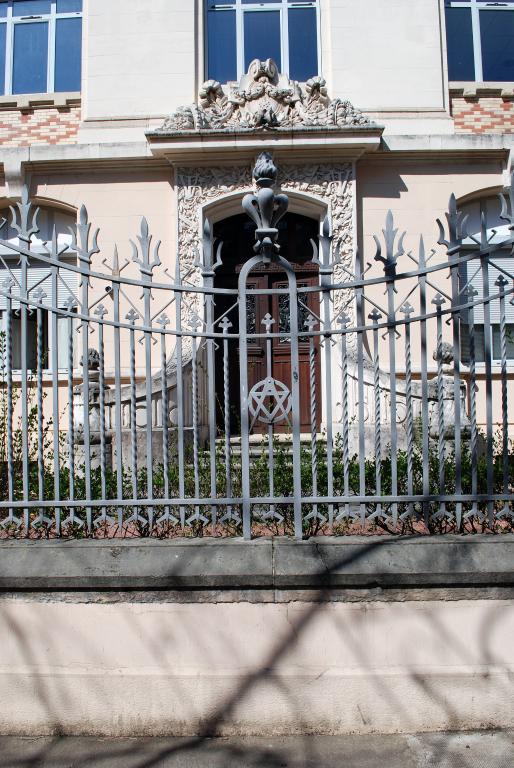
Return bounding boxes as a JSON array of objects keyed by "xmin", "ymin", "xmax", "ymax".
[{"xmin": 0, "ymin": 153, "xmax": 514, "ymax": 539}]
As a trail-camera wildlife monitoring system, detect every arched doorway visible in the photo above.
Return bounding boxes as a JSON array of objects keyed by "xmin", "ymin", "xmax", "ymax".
[{"xmin": 213, "ymin": 211, "xmax": 321, "ymax": 434}]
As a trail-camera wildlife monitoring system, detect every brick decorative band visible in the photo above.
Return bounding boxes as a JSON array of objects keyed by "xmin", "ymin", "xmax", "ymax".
[
  {"xmin": 0, "ymin": 105, "xmax": 80, "ymax": 146},
  {"xmin": 451, "ymin": 95, "xmax": 514, "ymax": 134}
]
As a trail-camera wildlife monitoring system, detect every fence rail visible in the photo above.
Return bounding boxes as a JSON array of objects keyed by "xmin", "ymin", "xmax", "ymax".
[{"xmin": 1, "ymin": 153, "xmax": 514, "ymax": 539}]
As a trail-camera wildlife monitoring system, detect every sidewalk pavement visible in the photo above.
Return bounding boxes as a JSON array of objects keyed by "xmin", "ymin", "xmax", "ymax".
[{"xmin": 0, "ymin": 731, "xmax": 512, "ymax": 767}]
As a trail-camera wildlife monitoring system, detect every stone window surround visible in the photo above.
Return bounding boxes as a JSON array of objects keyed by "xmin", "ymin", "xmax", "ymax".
[{"xmin": 0, "ymin": 90, "xmax": 80, "ymax": 112}]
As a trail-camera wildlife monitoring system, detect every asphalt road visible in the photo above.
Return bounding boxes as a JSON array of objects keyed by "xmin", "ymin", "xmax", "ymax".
[{"xmin": 0, "ymin": 731, "xmax": 512, "ymax": 767}]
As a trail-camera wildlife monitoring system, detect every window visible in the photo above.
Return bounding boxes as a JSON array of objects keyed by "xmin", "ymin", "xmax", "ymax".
[
  {"xmin": 458, "ymin": 195, "xmax": 514, "ymax": 363},
  {"xmin": 445, "ymin": 1, "xmax": 514, "ymax": 82},
  {"xmin": 0, "ymin": 0, "xmax": 82, "ymax": 96},
  {"xmin": 0, "ymin": 205, "xmax": 79, "ymax": 371},
  {"xmin": 206, "ymin": 0, "xmax": 319, "ymax": 83},
  {"xmin": 461, "ymin": 253, "xmax": 514, "ymax": 363},
  {"xmin": 461, "ymin": 324, "xmax": 514, "ymax": 363},
  {"xmin": 7, "ymin": 307, "xmax": 48, "ymax": 369}
]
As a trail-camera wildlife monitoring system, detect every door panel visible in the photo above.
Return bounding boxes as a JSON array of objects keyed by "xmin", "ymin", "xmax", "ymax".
[
  {"xmin": 243, "ymin": 275, "xmax": 268, "ymax": 415},
  {"xmin": 216, "ymin": 266, "xmax": 321, "ymax": 435},
  {"xmin": 271, "ymin": 275, "xmax": 320, "ymax": 432}
]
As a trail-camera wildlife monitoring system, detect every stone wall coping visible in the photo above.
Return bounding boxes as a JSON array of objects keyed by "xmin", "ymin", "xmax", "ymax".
[{"xmin": 0, "ymin": 535, "xmax": 512, "ymax": 592}]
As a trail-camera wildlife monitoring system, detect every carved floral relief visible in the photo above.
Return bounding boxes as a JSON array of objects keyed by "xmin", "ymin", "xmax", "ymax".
[{"xmin": 155, "ymin": 59, "xmax": 372, "ymax": 134}]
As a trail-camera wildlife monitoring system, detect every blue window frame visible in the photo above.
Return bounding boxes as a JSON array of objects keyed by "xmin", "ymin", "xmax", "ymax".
[
  {"xmin": 206, "ymin": 0, "xmax": 319, "ymax": 83},
  {"xmin": 0, "ymin": 0, "xmax": 82, "ymax": 96},
  {"xmin": 445, "ymin": 1, "xmax": 514, "ymax": 82}
]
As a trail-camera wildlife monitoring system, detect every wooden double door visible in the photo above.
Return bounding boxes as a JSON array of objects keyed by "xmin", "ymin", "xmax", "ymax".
[{"xmin": 215, "ymin": 264, "xmax": 321, "ymax": 435}]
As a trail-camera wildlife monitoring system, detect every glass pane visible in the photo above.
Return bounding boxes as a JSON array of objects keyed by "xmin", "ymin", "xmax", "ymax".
[
  {"xmin": 0, "ymin": 24, "xmax": 5, "ymax": 96},
  {"xmin": 12, "ymin": 22, "xmax": 48, "ymax": 94},
  {"xmin": 0, "ymin": 3, "xmax": 7, "ymax": 19},
  {"xmin": 493, "ymin": 324, "xmax": 514, "ymax": 359},
  {"xmin": 246, "ymin": 296, "xmax": 256, "ymax": 335},
  {"xmin": 207, "ymin": 9, "xmax": 237, "ymax": 82},
  {"xmin": 244, "ymin": 10, "xmax": 281, "ymax": 70},
  {"xmin": 11, "ymin": 310, "xmax": 44, "ymax": 370},
  {"xmin": 57, "ymin": 0, "xmax": 82, "ymax": 11},
  {"xmin": 288, "ymin": 7, "xmax": 317, "ymax": 80},
  {"xmin": 242, "ymin": 1, "xmax": 279, "ymax": 3},
  {"xmin": 445, "ymin": 7, "xmax": 475, "ymax": 81},
  {"xmin": 13, "ymin": 1, "xmax": 51, "ymax": 16},
  {"xmin": 55, "ymin": 17, "xmax": 82, "ymax": 91},
  {"xmin": 480, "ymin": 9, "xmax": 514, "ymax": 82},
  {"xmin": 278, "ymin": 290, "xmax": 310, "ymax": 342}
]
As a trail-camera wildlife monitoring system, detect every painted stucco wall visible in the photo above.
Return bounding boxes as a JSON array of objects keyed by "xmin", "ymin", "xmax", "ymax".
[
  {"xmin": 322, "ymin": 0, "xmax": 447, "ymax": 113},
  {"xmin": 0, "ymin": 596, "xmax": 512, "ymax": 735},
  {"xmin": 83, "ymin": 0, "xmax": 196, "ymax": 121}
]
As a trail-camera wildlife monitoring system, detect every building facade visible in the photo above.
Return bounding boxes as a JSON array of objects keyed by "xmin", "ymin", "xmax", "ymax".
[{"xmin": 1, "ymin": 0, "xmax": 514, "ymax": 461}]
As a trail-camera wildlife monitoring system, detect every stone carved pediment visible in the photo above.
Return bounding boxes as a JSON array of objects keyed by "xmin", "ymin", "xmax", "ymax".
[{"xmin": 154, "ymin": 59, "xmax": 373, "ymax": 133}]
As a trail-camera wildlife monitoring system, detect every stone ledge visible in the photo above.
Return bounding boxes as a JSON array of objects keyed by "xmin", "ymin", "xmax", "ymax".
[
  {"xmin": 0, "ymin": 92, "xmax": 81, "ymax": 112},
  {"xmin": 449, "ymin": 82, "xmax": 514, "ymax": 99},
  {"xmin": 0, "ymin": 535, "xmax": 512, "ymax": 593}
]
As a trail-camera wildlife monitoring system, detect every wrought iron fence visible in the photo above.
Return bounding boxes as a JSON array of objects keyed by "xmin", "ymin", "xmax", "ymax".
[{"xmin": 1, "ymin": 152, "xmax": 514, "ymax": 539}]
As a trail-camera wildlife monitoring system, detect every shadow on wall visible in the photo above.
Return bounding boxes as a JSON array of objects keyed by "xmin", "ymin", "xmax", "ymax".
[{"xmin": 0, "ymin": 537, "xmax": 513, "ymax": 767}]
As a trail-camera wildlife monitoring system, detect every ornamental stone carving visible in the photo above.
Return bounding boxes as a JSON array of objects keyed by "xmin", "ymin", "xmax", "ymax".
[
  {"xmin": 156, "ymin": 59, "xmax": 372, "ymax": 133},
  {"xmin": 175, "ymin": 160, "xmax": 354, "ymax": 278}
]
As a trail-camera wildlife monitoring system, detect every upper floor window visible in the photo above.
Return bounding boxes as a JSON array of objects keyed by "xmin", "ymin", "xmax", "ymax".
[
  {"xmin": 206, "ymin": 0, "xmax": 319, "ymax": 83},
  {"xmin": 0, "ymin": 0, "xmax": 82, "ymax": 96},
  {"xmin": 445, "ymin": 0, "xmax": 514, "ymax": 82}
]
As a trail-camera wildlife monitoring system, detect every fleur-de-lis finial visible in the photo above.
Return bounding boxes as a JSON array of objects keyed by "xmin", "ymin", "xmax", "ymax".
[
  {"xmin": 156, "ymin": 313, "xmax": 170, "ymax": 328},
  {"xmin": 32, "ymin": 287, "xmax": 47, "ymax": 304},
  {"xmin": 64, "ymin": 295, "xmax": 78, "ymax": 312},
  {"xmin": 337, "ymin": 312, "xmax": 352, "ymax": 329},
  {"xmin": 400, "ymin": 302, "xmax": 414, "ymax": 318},
  {"xmin": 261, "ymin": 313, "xmax": 275, "ymax": 333},
  {"xmin": 94, "ymin": 303, "xmax": 108, "ymax": 320},
  {"xmin": 219, "ymin": 316, "xmax": 233, "ymax": 332},
  {"xmin": 242, "ymin": 153, "xmax": 288, "ymax": 260},
  {"xmin": 305, "ymin": 313, "xmax": 318, "ymax": 331},
  {"xmin": 2, "ymin": 276, "xmax": 16, "ymax": 293}
]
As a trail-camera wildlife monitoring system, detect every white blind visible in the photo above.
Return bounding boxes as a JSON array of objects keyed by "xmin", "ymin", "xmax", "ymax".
[
  {"xmin": 0, "ymin": 255, "xmax": 78, "ymax": 311},
  {"xmin": 466, "ymin": 256, "xmax": 514, "ymax": 324}
]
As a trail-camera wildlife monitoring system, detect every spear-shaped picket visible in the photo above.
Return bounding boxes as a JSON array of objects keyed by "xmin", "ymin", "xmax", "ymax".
[
  {"xmin": 374, "ymin": 210, "xmax": 405, "ymax": 279},
  {"xmin": 131, "ymin": 217, "xmax": 161, "ymax": 279},
  {"xmin": 9, "ymin": 186, "xmax": 39, "ymax": 246},
  {"xmin": 437, "ymin": 193, "xmax": 468, "ymax": 255}
]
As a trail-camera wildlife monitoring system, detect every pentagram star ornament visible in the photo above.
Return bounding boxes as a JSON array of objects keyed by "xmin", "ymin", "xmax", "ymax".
[{"xmin": 248, "ymin": 377, "xmax": 292, "ymax": 430}]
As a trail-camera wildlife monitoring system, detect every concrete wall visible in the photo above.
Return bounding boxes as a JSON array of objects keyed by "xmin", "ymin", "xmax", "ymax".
[
  {"xmin": 1, "ymin": 595, "xmax": 513, "ymax": 736},
  {"xmin": 323, "ymin": 0, "xmax": 447, "ymax": 113}
]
